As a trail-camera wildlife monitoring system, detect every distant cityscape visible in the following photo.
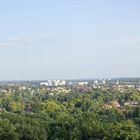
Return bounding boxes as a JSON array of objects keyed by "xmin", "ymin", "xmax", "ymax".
[{"xmin": 0, "ymin": 78, "xmax": 140, "ymax": 96}]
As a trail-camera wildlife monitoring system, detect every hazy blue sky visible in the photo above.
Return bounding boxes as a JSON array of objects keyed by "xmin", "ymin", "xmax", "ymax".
[{"xmin": 0, "ymin": 0, "xmax": 140, "ymax": 80}]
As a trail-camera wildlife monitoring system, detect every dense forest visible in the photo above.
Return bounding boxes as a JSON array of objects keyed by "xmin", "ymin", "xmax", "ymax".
[{"xmin": 0, "ymin": 87, "xmax": 140, "ymax": 140}]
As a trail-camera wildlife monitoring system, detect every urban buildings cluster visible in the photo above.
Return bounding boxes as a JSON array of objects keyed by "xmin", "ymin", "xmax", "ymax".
[{"xmin": 40, "ymin": 80, "xmax": 66, "ymax": 86}]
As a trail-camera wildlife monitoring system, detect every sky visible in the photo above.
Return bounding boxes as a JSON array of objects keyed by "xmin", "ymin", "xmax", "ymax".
[{"xmin": 0, "ymin": 0, "xmax": 140, "ymax": 80}]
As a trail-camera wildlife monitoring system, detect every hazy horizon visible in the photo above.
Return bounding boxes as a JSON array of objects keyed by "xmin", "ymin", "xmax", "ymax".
[{"xmin": 0, "ymin": 0, "xmax": 140, "ymax": 80}]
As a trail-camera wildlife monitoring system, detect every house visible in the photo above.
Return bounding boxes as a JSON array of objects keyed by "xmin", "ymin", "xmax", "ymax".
[{"xmin": 124, "ymin": 101, "xmax": 139, "ymax": 107}]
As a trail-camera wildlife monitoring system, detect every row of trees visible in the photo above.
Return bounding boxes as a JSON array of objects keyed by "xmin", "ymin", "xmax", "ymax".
[{"xmin": 0, "ymin": 88, "xmax": 139, "ymax": 139}]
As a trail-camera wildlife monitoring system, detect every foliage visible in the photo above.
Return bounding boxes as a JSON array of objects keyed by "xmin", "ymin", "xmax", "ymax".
[{"xmin": 0, "ymin": 87, "xmax": 140, "ymax": 139}]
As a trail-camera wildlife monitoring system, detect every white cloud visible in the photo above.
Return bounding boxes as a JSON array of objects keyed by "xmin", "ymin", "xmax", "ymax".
[{"xmin": 0, "ymin": 36, "xmax": 63, "ymax": 48}]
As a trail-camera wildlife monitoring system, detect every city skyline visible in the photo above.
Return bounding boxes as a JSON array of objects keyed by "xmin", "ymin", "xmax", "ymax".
[{"xmin": 0, "ymin": 0, "xmax": 140, "ymax": 80}]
